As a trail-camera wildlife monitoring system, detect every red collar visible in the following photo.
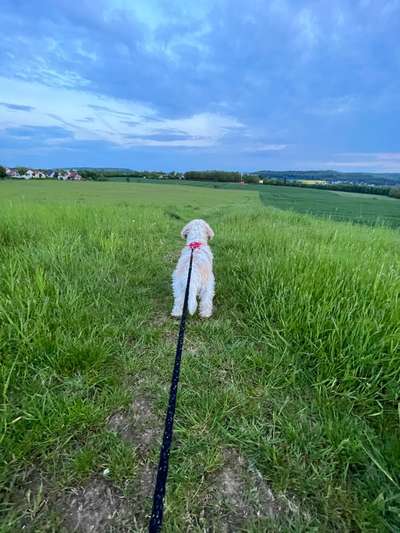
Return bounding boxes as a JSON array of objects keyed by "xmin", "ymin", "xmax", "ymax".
[{"xmin": 187, "ymin": 241, "xmax": 203, "ymax": 250}]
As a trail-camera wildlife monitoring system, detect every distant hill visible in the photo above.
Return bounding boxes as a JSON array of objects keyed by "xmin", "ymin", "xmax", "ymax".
[{"xmin": 252, "ymin": 170, "xmax": 400, "ymax": 186}]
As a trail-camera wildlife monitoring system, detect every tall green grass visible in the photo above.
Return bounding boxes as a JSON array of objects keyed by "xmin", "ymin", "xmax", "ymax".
[
  {"xmin": 211, "ymin": 208, "xmax": 400, "ymax": 530},
  {"xmin": 0, "ymin": 182, "xmax": 399, "ymax": 530}
]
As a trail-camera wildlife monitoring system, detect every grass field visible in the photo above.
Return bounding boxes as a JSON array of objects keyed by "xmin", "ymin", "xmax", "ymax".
[
  {"xmin": 114, "ymin": 178, "xmax": 400, "ymax": 229},
  {"xmin": 0, "ymin": 180, "xmax": 257, "ymax": 209},
  {"xmin": 1, "ymin": 180, "xmax": 400, "ymax": 531},
  {"xmin": 259, "ymin": 185, "xmax": 400, "ymax": 228}
]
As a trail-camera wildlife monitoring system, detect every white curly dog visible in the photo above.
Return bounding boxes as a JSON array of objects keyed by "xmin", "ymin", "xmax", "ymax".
[{"xmin": 171, "ymin": 219, "xmax": 215, "ymax": 318}]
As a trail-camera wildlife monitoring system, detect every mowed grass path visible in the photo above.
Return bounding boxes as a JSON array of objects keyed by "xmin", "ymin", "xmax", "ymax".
[{"xmin": 0, "ymin": 181, "xmax": 399, "ymax": 531}]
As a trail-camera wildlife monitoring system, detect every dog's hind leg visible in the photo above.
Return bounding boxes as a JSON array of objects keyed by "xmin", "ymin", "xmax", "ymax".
[
  {"xmin": 199, "ymin": 273, "xmax": 215, "ymax": 318},
  {"xmin": 188, "ymin": 272, "xmax": 200, "ymax": 315},
  {"xmin": 171, "ymin": 274, "xmax": 185, "ymax": 317}
]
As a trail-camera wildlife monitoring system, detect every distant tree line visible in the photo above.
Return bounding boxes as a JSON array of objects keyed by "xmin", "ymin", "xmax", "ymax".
[
  {"xmin": 184, "ymin": 170, "xmax": 264, "ymax": 183},
  {"xmin": 270, "ymin": 180, "xmax": 392, "ymax": 196},
  {"xmin": 184, "ymin": 170, "xmax": 242, "ymax": 182},
  {"xmin": 254, "ymin": 176, "xmax": 400, "ymax": 198},
  {"xmin": 78, "ymin": 169, "xmax": 180, "ymax": 180},
  {"xmin": 180, "ymin": 170, "xmax": 400, "ymax": 198},
  {"xmin": 389, "ymin": 187, "xmax": 400, "ymax": 199},
  {"xmin": 182, "ymin": 171, "xmax": 400, "ymax": 198},
  {"xmin": 254, "ymin": 170, "xmax": 400, "ymax": 186},
  {"xmin": 16, "ymin": 167, "xmax": 29, "ymax": 175}
]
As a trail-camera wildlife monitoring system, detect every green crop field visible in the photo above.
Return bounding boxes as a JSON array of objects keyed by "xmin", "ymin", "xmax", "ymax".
[
  {"xmin": 1, "ymin": 180, "xmax": 399, "ymax": 531},
  {"xmin": 259, "ymin": 185, "xmax": 400, "ymax": 228}
]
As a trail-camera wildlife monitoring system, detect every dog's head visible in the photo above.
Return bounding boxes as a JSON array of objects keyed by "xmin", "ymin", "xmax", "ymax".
[{"xmin": 181, "ymin": 219, "xmax": 214, "ymax": 242}]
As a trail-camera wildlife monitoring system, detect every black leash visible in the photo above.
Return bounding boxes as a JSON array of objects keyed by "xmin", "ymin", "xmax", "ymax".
[{"xmin": 148, "ymin": 248, "xmax": 194, "ymax": 532}]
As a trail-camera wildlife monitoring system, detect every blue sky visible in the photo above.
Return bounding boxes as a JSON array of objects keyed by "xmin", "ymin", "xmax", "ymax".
[{"xmin": 1, "ymin": 0, "xmax": 399, "ymax": 171}]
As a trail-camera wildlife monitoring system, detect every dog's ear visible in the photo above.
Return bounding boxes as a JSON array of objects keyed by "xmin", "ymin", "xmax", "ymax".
[
  {"xmin": 181, "ymin": 222, "xmax": 191, "ymax": 239},
  {"xmin": 205, "ymin": 222, "xmax": 214, "ymax": 240}
]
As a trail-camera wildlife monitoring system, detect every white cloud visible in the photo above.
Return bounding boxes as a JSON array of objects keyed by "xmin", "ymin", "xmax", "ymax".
[
  {"xmin": 15, "ymin": 57, "xmax": 92, "ymax": 89},
  {"xmin": 243, "ymin": 143, "xmax": 287, "ymax": 152},
  {"xmin": 0, "ymin": 77, "xmax": 243, "ymax": 148}
]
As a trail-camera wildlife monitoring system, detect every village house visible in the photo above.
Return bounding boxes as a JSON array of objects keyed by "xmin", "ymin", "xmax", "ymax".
[
  {"xmin": 57, "ymin": 171, "xmax": 69, "ymax": 180},
  {"xmin": 4, "ymin": 167, "xmax": 83, "ymax": 181},
  {"xmin": 58, "ymin": 169, "xmax": 83, "ymax": 181},
  {"xmin": 33, "ymin": 170, "xmax": 47, "ymax": 179},
  {"xmin": 5, "ymin": 168, "xmax": 19, "ymax": 177},
  {"xmin": 68, "ymin": 170, "xmax": 82, "ymax": 180}
]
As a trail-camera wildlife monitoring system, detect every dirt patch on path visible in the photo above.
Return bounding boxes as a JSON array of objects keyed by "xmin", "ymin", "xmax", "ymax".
[
  {"xmin": 106, "ymin": 393, "xmax": 161, "ymax": 528},
  {"xmin": 107, "ymin": 395, "xmax": 161, "ymax": 456},
  {"xmin": 204, "ymin": 449, "xmax": 305, "ymax": 531},
  {"xmin": 59, "ymin": 393, "xmax": 162, "ymax": 532},
  {"xmin": 61, "ymin": 478, "xmax": 130, "ymax": 532},
  {"xmin": 58, "ymin": 462, "xmax": 156, "ymax": 532}
]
